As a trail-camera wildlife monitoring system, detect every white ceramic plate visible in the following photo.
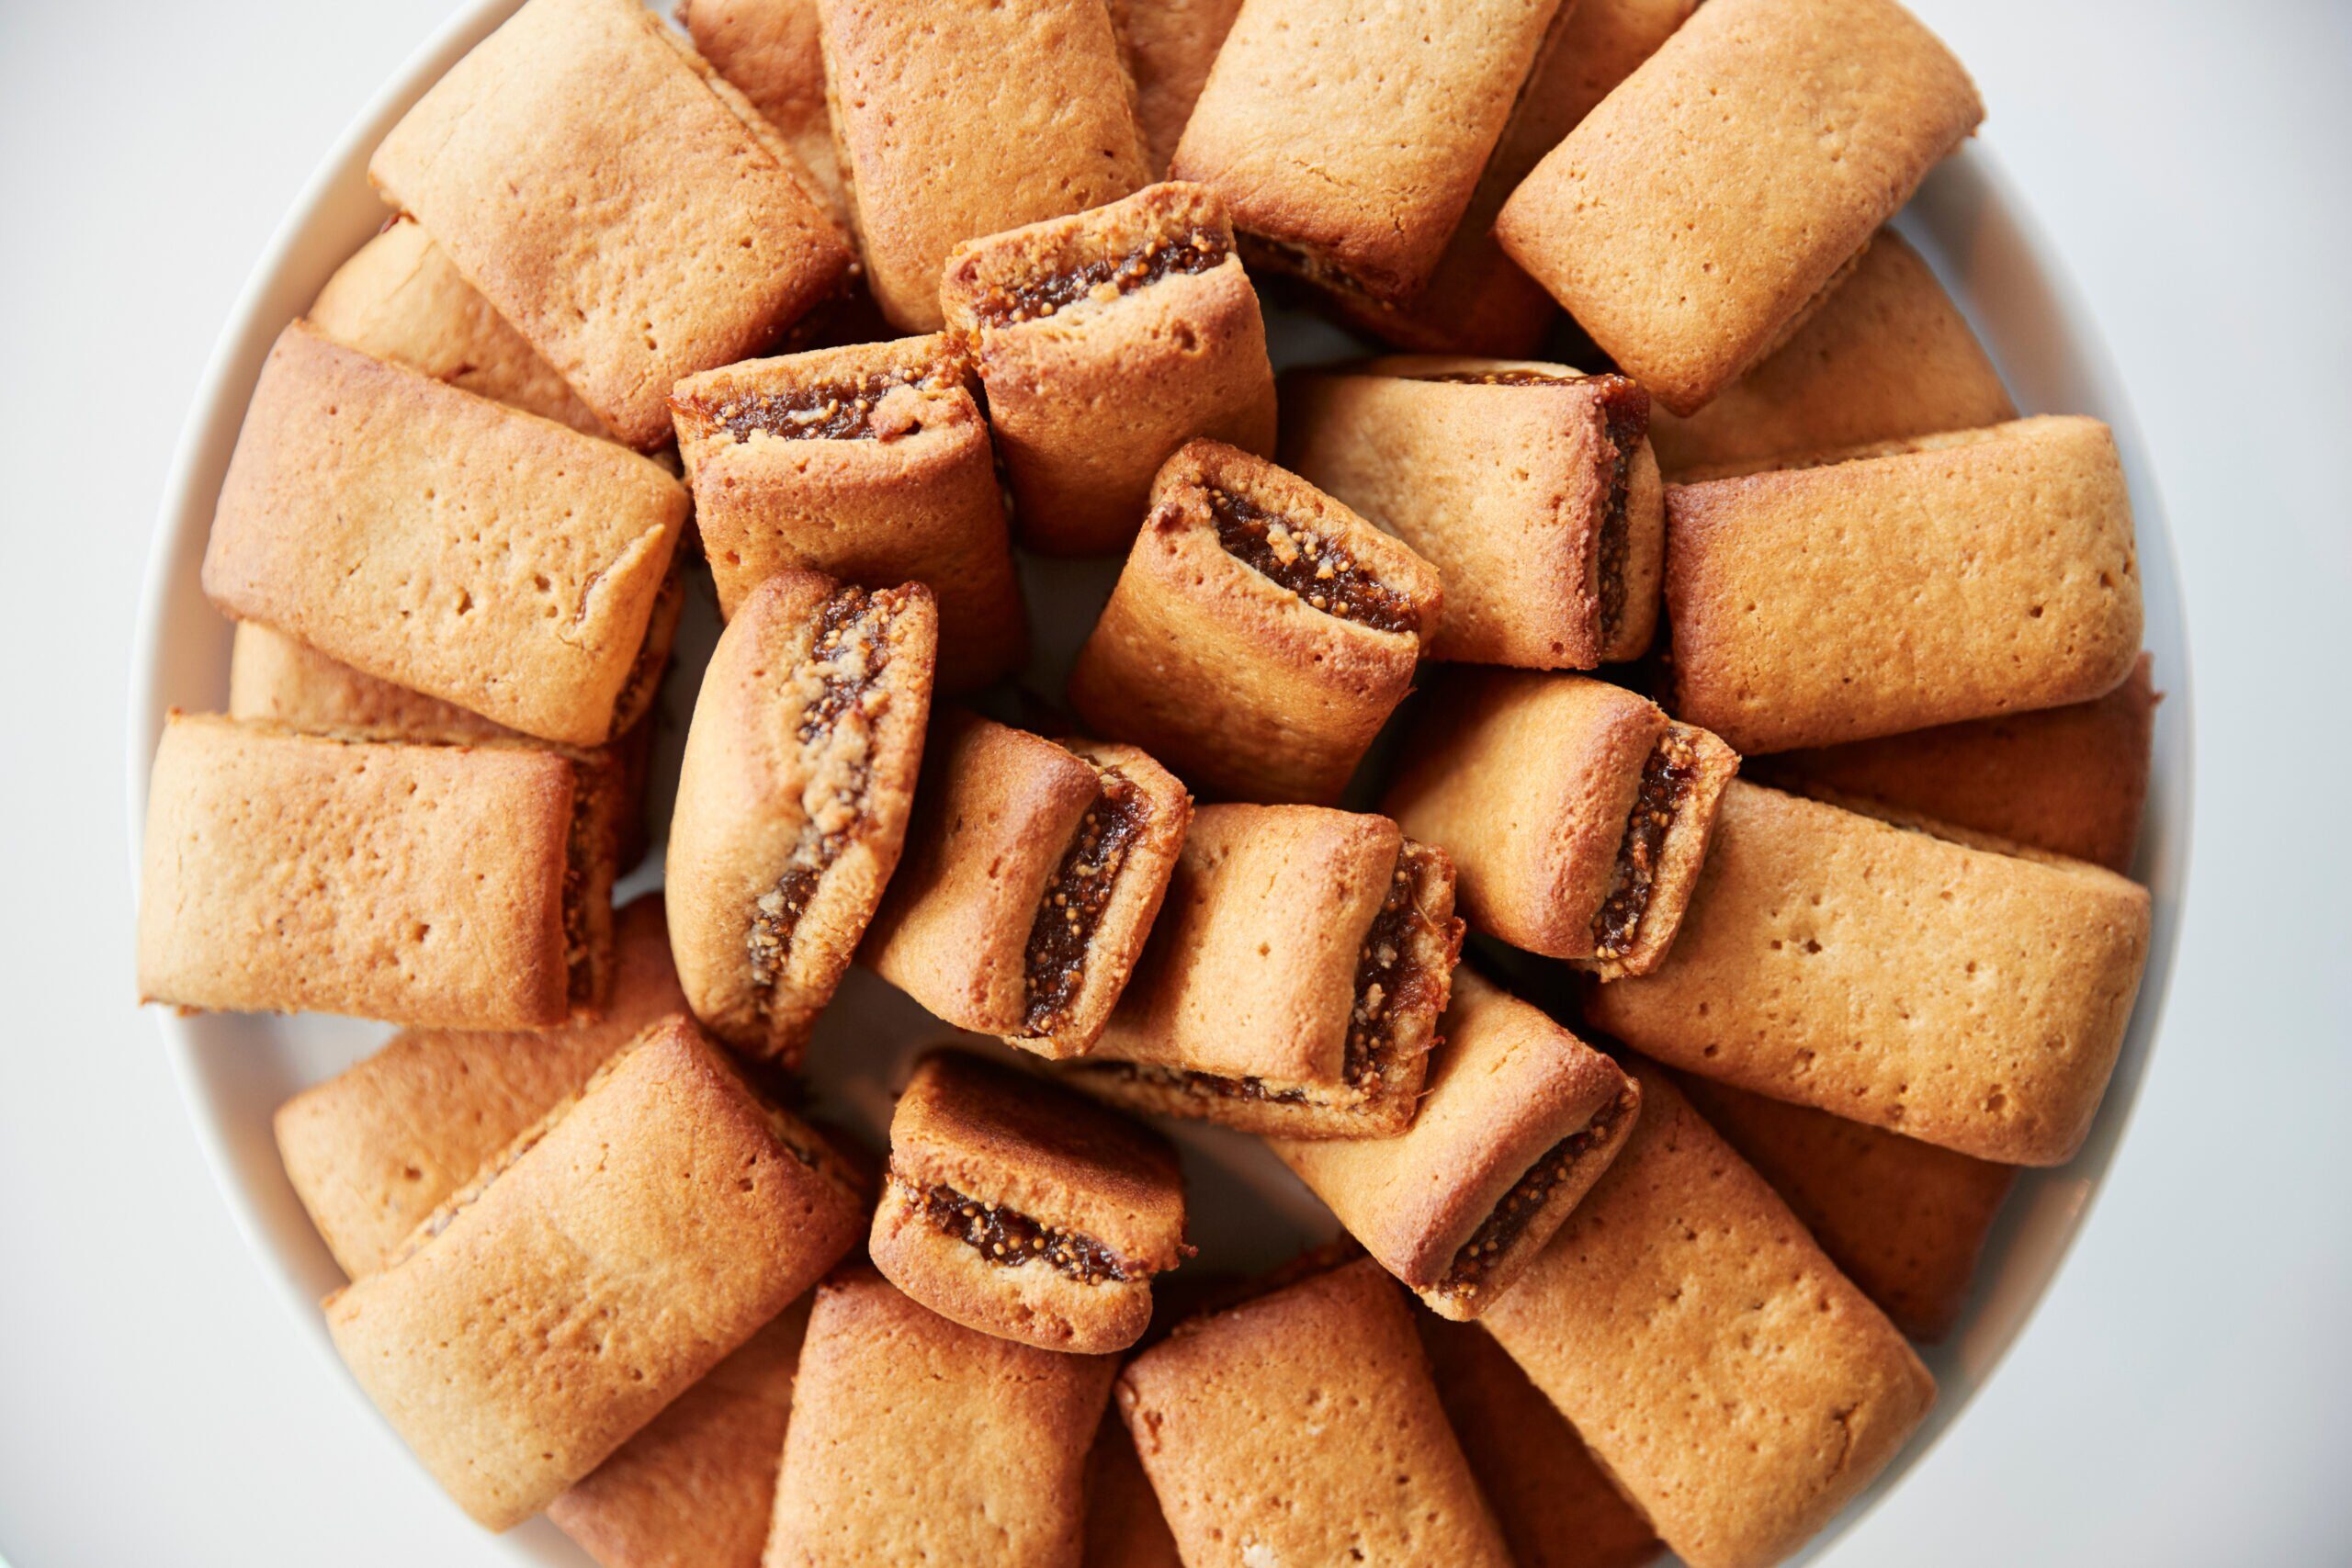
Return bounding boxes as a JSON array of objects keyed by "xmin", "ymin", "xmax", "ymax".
[{"xmin": 125, "ymin": 4, "xmax": 2192, "ymax": 1561}]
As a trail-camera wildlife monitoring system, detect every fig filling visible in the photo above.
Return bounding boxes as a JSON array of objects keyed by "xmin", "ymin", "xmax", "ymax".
[
  {"xmin": 1590, "ymin": 728, "xmax": 1702, "ymax": 961},
  {"xmin": 910, "ymin": 1178, "xmax": 1135, "ymax": 1285},
  {"xmin": 692, "ymin": 364, "xmax": 955, "ymax": 444},
  {"xmin": 744, "ymin": 588, "xmax": 909, "ymax": 1005},
  {"xmin": 1204, "ymin": 486, "xmax": 1419, "ymax": 635},
  {"xmin": 968, "ymin": 225, "xmax": 1230, "ymax": 328},
  {"xmin": 1023, "ymin": 766, "xmax": 1151, "ymax": 1035},
  {"xmin": 560, "ymin": 773, "xmax": 604, "ymax": 1009},
  {"xmin": 1432, "ymin": 1087, "xmax": 1637, "ymax": 1300}
]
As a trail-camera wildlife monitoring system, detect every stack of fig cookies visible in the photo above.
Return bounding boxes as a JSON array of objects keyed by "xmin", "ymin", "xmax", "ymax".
[{"xmin": 135, "ymin": 0, "xmax": 2159, "ymax": 1563}]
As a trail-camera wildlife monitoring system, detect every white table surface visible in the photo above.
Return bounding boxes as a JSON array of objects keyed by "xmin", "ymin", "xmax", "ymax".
[{"xmin": 4, "ymin": 1, "xmax": 2347, "ymax": 1562}]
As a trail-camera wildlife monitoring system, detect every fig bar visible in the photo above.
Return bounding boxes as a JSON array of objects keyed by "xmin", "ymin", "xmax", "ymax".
[
  {"xmin": 815, "ymin": 0, "xmax": 1148, "ymax": 331},
  {"xmin": 1481, "ymin": 1063, "xmax": 1936, "ymax": 1568},
  {"xmin": 274, "ymin": 895, "xmax": 685, "ymax": 1280},
  {"xmin": 667, "ymin": 572, "xmax": 938, "ymax": 1064},
  {"xmin": 1069, "ymin": 440, "xmax": 1442, "ymax": 805},
  {"xmin": 323, "ymin": 1018, "xmax": 866, "ymax": 1530},
  {"xmin": 670, "ymin": 334, "xmax": 1028, "ymax": 692},
  {"xmin": 941, "ymin": 182, "xmax": 1277, "ymax": 557},
  {"xmin": 766, "ymin": 1267, "xmax": 1115, "ymax": 1568},
  {"xmin": 863, "ymin": 714, "xmax": 1191, "ymax": 1059},
  {"xmin": 1648, "ymin": 229, "xmax": 2016, "ymax": 479},
  {"xmin": 870, "ymin": 1050, "xmax": 1189, "ymax": 1354},
  {"xmin": 677, "ymin": 0, "xmax": 849, "ymax": 225},
  {"xmin": 1281, "ymin": 356, "xmax": 1664, "ymax": 668},
  {"xmin": 1497, "ymin": 0, "xmax": 1982, "ymax": 414},
  {"xmin": 1270, "ymin": 971, "xmax": 1639, "ymax": 1321},
  {"xmin": 1585, "ymin": 782, "xmax": 2152, "ymax": 1166},
  {"xmin": 203, "ymin": 322, "xmax": 686, "ymax": 748},
  {"xmin": 138, "ymin": 715, "xmax": 616, "ymax": 1030},
  {"xmin": 369, "ymin": 0, "xmax": 851, "ymax": 447},
  {"xmin": 1115, "ymin": 1258, "xmax": 1512, "ymax": 1567},
  {"xmin": 1385, "ymin": 670, "xmax": 1738, "ymax": 978},
  {"xmin": 1171, "ymin": 0, "xmax": 1565, "ymax": 306},
  {"xmin": 1110, "ymin": 0, "xmax": 1246, "ymax": 177},
  {"xmin": 1067, "ymin": 804, "xmax": 1464, "ymax": 1139},
  {"xmin": 1666, "ymin": 415, "xmax": 2143, "ymax": 753}
]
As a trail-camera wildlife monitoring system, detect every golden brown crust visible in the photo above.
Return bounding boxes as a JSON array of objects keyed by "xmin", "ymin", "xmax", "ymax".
[
  {"xmin": 1105, "ymin": 0, "xmax": 1245, "ymax": 178},
  {"xmin": 1115, "ymin": 1258, "xmax": 1513, "ymax": 1566},
  {"xmin": 1495, "ymin": 0, "xmax": 1982, "ymax": 415},
  {"xmin": 1080, "ymin": 1406, "xmax": 1186, "ymax": 1568},
  {"xmin": 671, "ymin": 333, "xmax": 1028, "ymax": 692},
  {"xmin": 322, "ymin": 1019, "xmax": 866, "ymax": 1530},
  {"xmin": 1665, "ymin": 416, "xmax": 2144, "ymax": 754},
  {"xmin": 369, "ymin": 0, "xmax": 851, "ymax": 447},
  {"xmin": 816, "ymin": 0, "xmax": 1149, "ymax": 331},
  {"xmin": 1068, "ymin": 440, "xmax": 1442, "ymax": 805},
  {"xmin": 1271, "ymin": 971, "xmax": 1639, "ymax": 1319},
  {"xmin": 1480, "ymin": 1064, "xmax": 1936, "ymax": 1568},
  {"xmin": 203, "ymin": 322, "xmax": 686, "ymax": 747},
  {"xmin": 1584, "ymin": 782, "xmax": 2154, "ymax": 1165},
  {"xmin": 274, "ymin": 896, "xmax": 685, "ymax": 1279},
  {"xmin": 677, "ymin": 0, "xmax": 851, "ymax": 226},
  {"xmin": 940, "ymin": 182, "xmax": 1277, "ymax": 557},
  {"xmin": 765, "ymin": 1267, "xmax": 1115, "ymax": 1568}
]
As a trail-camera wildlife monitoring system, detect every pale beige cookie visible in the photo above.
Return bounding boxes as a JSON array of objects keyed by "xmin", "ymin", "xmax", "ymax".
[
  {"xmin": 1481, "ymin": 1063, "xmax": 1936, "ymax": 1568},
  {"xmin": 1115, "ymin": 1258, "xmax": 1513, "ymax": 1567},
  {"xmin": 324, "ymin": 1019, "xmax": 867, "ymax": 1530},
  {"xmin": 816, "ymin": 0, "xmax": 1148, "ymax": 331},
  {"xmin": 677, "ymin": 0, "xmax": 850, "ymax": 224},
  {"xmin": 667, "ymin": 571, "xmax": 938, "ymax": 1063},
  {"xmin": 765, "ymin": 1267, "xmax": 1115, "ymax": 1568},
  {"xmin": 1270, "ymin": 971, "xmax": 1639, "ymax": 1320},
  {"xmin": 1496, "ymin": 0, "xmax": 1982, "ymax": 414},
  {"xmin": 941, "ymin": 182, "xmax": 1276, "ymax": 557},
  {"xmin": 1583, "ymin": 782, "xmax": 2153, "ymax": 1166},
  {"xmin": 1666, "ymin": 416, "xmax": 2143, "ymax": 753}
]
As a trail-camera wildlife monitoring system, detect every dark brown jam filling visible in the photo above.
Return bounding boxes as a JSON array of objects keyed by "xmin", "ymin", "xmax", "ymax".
[
  {"xmin": 1344, "ymin": 847, "xmax": 1444, "ymax": 1093},
  {"xmin": 915, "ymin": 1179, "xmax": 1134, "ymax": 1285},
  {"xmin": 1590, "ymin": 728, "xmax": 1701, "ymax": 961},
  {"xmin": 560, "ymin": 784, "xmax": 597, "ymax": 1008},
  {"xmin": 968, "ymin": 226, "xmax": 1230, "ymax": 328},
  {"xmin": 1205, "ymin": 486, "xmax": 1419, "ymax": 635},
  {"xmin": 1590, "ymin": 375, "xmax": 1648, "ymax": 642},
  {"xmin": 1434, "ymin": 1088, "xmax": 1637, "ymax": 1298},
  {"xmin": 1023, "ymin": 767, "xmax": 1151, "ymax": 1034},
  {"xmin": 1409, "ymin": 368, "xmax": 1582, "ymax": 387},
  {"xmin": 744, "ymin": 588, "xmax": 907, "ymax": 1002},
  {"xmin": 694, "ymin": 366, "xmax": 952, "ymax": 444},
  {"xmin": 1084, "ymin": 1062, "xmax": 1317, "ymax": 1107}
]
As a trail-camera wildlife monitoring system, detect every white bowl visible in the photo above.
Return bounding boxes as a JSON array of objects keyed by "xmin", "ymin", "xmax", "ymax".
[{"xmin": 125, "ymin": 4, "xmax": 2192, "ymax": 1561}]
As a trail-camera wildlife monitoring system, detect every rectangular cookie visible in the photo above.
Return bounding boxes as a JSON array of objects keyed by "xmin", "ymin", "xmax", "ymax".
[
  {"xmin": 138, "ymin": 715, "xmax": 609, "ymax": 1029},
  {"xmin": 1170, "ymin": 0, "xmax": 1566, "ymax": 305},
  {"xmin": 940, "ymin": 181, "xmax": 1277, "ymax": 557},
  {"xmin": 1666, "ymin": 416, "xmax": 2144, "ymax": 753},
  {"xmin": 765, "ymin": 1266, "xmax": 1115, "ymax": 1568},
  {"xmin": 1108, "ymin": 0, "xmax": 1246, "ymax": 178},
  {"xmin": 309, "ymin": 213, "xmax": 606, "ymax": 435},
  {"xmin": 815, "ymin": 0, "xmax": 1149, "ymax": 331},
  {"xmin": 1648, "ymin": 229, "xmax": 2016, "ymax": 478},
  {"xmin": 667, "ymin": 572, "xmax": 938, "ymax": 1063},
  {"xmin": 323, "ymin": 1018, "xmax": 867, "ymax": 1529},
  {"xmin": 671, "ymin": 333, "xmax": 1027, "ymax": 691},
  {"xmin": 1761, "ymin": 651, "xmax": 2158, "ymax": 874},
  {"xmin": 370, "ymin": 0, "xmax": 851, "ymax": 447},
  {"xmin": 1280, "ymin": 356, "xmax": 1662, "ymax": 667},
  {"xmin": 1333, "ymin": 0, "xmax": 1696, "ymax": 356},
  {"xmin": 1584, "ymin": 782, "xmax": 2153, "ymax": 1166},
  {"xmin": 1115, "ymin": 1257, "xmax": 1512, "ymax": 1566},
  {"xmin": 1068, "ymin": 439, "xmax": 1443, "ymax": 805},
  {"xmin": 677, "ymin": 0, "xmax": 851, "ymax": 225},
  {"xmin": 871, "ymin": 1049, "xmax": 1189, "ymax": 1353},
  {"xmin": 274, "ymin": 894, "xmax": 685, "ymax": 1279},
  {"xmin": 548, "ymin": 1296, "xmax": 811, "ymax": 1568},
  {"xmin": 1496, "ymin": 0, "xmax": 1982, "ymax": 414},
  {"xmin": 864, "ymin": 713, "xmax": 1192, "ymax": 1057},
  {"xmin": 1480, "ymin": 1062, "xmax": 1936, "ymax": 1568},
  {"xmin": 203, "ymin": 321, "xmax": 688, "ymax": 747},
  {"xmin": 1270, "ymin": 971, "xmax": 1639, "ymax": 1320},
  {"xmin": 1385, "ymin": 671, "xmax": 1738, "ymax": 977},
  {"xmin": 1415, "ymin": 1313, "xmax": 1663, "ymax": 1568},
  {"xmin": 1676, "ymin": 1073, "xmax": 2017, "ymax": 1341},
  {"xmin": 1066, "ymin": 803, "xmax": 1464, "ymax": 1139}
]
